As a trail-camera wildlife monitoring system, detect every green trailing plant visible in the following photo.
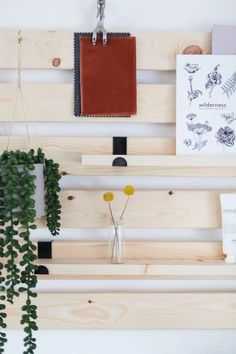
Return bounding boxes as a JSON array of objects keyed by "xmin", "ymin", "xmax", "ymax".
[{"xmin": 0, "ymin": 149, "xmax": 61, "ymax": 354}]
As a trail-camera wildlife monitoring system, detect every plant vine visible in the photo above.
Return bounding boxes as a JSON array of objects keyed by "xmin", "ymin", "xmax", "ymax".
[{"xmin": 0, "ymin": 149, "xmax": 61, "ymax": 354}]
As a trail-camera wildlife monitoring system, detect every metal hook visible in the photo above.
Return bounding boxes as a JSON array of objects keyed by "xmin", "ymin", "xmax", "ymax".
[{"xmin": 92, "ymin": 0, "xmax": 107, "ymax": 46}]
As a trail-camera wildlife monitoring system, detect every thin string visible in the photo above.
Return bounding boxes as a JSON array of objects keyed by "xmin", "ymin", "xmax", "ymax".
[{"xmin": 7, "ymin": 30, "xmax": 31, "ymax": 151}]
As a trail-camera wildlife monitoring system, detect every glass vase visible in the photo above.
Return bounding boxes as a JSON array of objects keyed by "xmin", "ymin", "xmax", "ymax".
[{"xmin": 109, "ymin": 218, "xmax": 125, "ymax": 264}]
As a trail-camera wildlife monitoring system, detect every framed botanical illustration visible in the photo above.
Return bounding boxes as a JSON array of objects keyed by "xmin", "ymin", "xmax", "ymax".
[{"xmin": 176, "ymin": 55, "xmax": 236, "ymax": 155}]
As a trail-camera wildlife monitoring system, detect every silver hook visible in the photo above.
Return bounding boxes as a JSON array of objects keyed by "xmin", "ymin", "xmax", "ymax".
[{"xmin": 92, "ymin": 0, "xmax": 107, "ymax": 46}]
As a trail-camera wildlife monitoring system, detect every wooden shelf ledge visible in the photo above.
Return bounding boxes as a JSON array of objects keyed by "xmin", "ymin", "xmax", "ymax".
[
  {"xmin": 82, "ymin": 154, "xmax": 236, "ymax": 168},
  {"xmin": 36, "ymin": 259, "xmax": 234, "ymax": 280},
  {"xmin": 80, "ymin": 155, "xmax": 236, "ymax": 176}
]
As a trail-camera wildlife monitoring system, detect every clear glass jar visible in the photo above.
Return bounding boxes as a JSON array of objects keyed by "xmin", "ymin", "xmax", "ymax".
[{"xmin": 108, "ymin": 218, "xmax": 125, "ymax": 264}]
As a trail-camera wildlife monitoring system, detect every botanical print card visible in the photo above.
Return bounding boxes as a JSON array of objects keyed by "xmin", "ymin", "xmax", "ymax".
[{"xmin": 176, "ymin": 55, "xmax": 236, "ymax": 155}]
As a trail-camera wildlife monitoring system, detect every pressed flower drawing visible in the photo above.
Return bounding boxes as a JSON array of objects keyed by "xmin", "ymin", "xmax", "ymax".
[
  {"xmin": 186, "ymin": 113, "xmax": 197, "ymax": 121},
  {"xmin": 221, "ymin": 72, "xmax": 236, "ymax": 98},
  {"xmin": 205, "ymin": 65, "xmax": 222, "ymax": 98},
  {"xmin": 221, "ymin": 112, "xmax": 236, "ymax": 125},
  {"xmin": 184, "ymin": 63, "xmax": 202, "ymax": 105},
  {"xmin": 183, "ymin": 138, "xmax": 192, "ymax": 148},
  {"xmin": 186, "ymin": 121, "xmax": 212, "ymax": 150},
  {"xmin": 185, "ymin": 63, "xmax": 200, "ymax": 74},
  {"xmin": 216, "ymin": 126, "xmax": 236, "ymax": 147}
]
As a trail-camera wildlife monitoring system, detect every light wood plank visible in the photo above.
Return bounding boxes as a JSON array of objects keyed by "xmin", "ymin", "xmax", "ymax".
[
  {"xmin": 0, "ymin": 83, "xmax": 175, "ymax": 123},
  {"xmin": 51, "ymin": 241, "xmax": 223, "ymax": 261},
  {"xmin": 0, "ymin": 30, "xmax": 211, "ymax": 70},
  {"xmin": 1, "ymin": 135, "xmax": 236, "ymax": 175},
  {"xmin": 3, "ymin": 136, "xmax": 236, "ymax": 176},
  {"xmin": 82, "ymin": 155, "xmax": 236, "ymax": 167},
  {"xmin": 0, "ymin": 137, "xmax": 112, "ymax": 157},
  {"xmin": 36, "ymin": 260, "xmax": 233, "ymax": 280},
  {"xmin": 0, "ymin": 137, "xmax": 175, "ymax": 156},
  {"xmin": 20, "ymin": 30, "xmax": 73, "ymax": 70},
  {"xmin": 6, "ymin": 292, "xmax": 236, "ymax": 329},
  {"xmin": 36, "ymin": 190, "xmax": 224, "ymax": 229},
  {"xmin": 128, "ymin": 138, "xmax": 176, "ymax": 155},
  {"xmin": 0, "ymin": 30, "xmax": 18, "ymax": 68},
  {"xmin": 136, "ymin": 32, "xmax": 211, "ymax": 70},
  {"xmin": 57, "ymin": 165, "xmax": 236, "ymax": 177}
]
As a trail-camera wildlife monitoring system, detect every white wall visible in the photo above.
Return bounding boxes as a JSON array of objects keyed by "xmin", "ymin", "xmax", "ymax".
[{"xmin": 1, "ymin": 0, "xmax": 236, "ymax": 353}]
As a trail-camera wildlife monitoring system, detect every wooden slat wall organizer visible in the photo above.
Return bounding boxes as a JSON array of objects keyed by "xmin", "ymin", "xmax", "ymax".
[
  {"xmin": 0, "ymin": 31, "xmax": 210, "ymax": 126},
  {"xmin": 32, "ymin": 190, "xmax": 236, "ymax": 282},
  {"xmin": 0, "ymin": 31, "xmax": 211, "ymax": 69},
  {"xmin": 0, "ymin": 30, "xmax": 230, "ymax": 177},
  {"xmin": 2, "ymin": 30, "xmax": 236, "ymax": 330}
]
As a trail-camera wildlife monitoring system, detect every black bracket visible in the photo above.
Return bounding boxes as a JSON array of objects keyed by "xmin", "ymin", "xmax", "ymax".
[
  {"xmin": 37, "ymin": 241, "xmax": 52, "ymax": 259},
  {"xmin": 35, "ymin": 241, "xmax": 52, "ymax": 275},
  {"xmin": 35, "ymin": 265, "xmax": 49, "ymax": 275},
  {"xmin": 112, "ymin": 137, "xmax": 127, "ymax": 166},
  {"xmin": 112, "ymin": 157, "xmax": 128, "ymax": 166}
]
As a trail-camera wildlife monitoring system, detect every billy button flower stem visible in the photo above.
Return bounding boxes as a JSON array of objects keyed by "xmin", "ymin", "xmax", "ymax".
[
  {"xmin": 103, "ymin": 192, "xmax": 119, "ymax": 260},
  {"xmin": 103, "ymin": 186, "xmax": 135, "ymax": 262},
  {"xmin": 120, "ymin": 185, "xmax": 135, "ymax": 220}
]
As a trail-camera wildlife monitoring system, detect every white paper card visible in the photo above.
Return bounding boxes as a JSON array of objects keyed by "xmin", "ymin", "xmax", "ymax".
[{"xmin": 176, "ymin": 55, "xmax": 236, "ymax": 155}]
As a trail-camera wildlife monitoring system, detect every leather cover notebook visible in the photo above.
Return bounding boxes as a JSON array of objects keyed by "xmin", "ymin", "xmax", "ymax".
[{"xmin": 74, "ymin": 33, "xmax": 136, "ymax": 117}]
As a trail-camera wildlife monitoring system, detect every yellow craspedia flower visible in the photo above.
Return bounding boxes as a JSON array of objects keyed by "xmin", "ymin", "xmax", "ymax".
[
  {"xmin": 103, "ymin": 192, "xmax": 114, "ymax": 202},
  {"xmin": 124, "ymin": 185, "xmax": 135, "ymax": 196}
]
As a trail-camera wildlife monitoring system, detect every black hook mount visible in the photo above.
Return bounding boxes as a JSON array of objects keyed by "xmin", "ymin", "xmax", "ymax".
[
  {"xmin": 35, "ymin": 241, "xmax": 52, "ymax": 275},
  {"xmin": 35, "ymin": 265, "xmax": 49, "ymax": 275},
  {"xmin": 112, "ymin": 137, "xmax": 127, "ymax": 166}
]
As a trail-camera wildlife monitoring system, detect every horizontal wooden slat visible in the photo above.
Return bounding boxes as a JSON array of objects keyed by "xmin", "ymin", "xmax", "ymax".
[
  {"xmin": 82, "ymin": 155, "xmax": 236, "ymax": 167},
  {"xmin": 0, "ymin": 83, "xmax": 175, "ymax": 123},
  {"xmin": 0, "ymin": 30, "xmax": 211, "ymax": 70},
  {"xmin": 36, "ymin": 260, "xmax": 234, "ymax": 280},
  {"xmin": 0, "ymin": 30, "xmax": 18, "ymax": 68},
  {"xmin": 36, "ymin": 259, "xmax": 233, "ymax": 280},
  {"xmin": 36, "ymin": 190, "xmax": 224, "ymax": 229},
  {"xmin": 2, "ymin": 137, "xmax": 236, "ymax": 175},
  {"xmin": 6, "ymin": 292, "xmax": 236, "ymax": 329},
  {"xmin": 63, "ymin": 166, "xmax": 236, "ymax": 177},
  {"xmin": 0, "ymin": 137, "xmax": 175, "ymax": 156},
  {"xmin": 51, "ymin": 241, "xmax": 223, "ymax": 261},
  {"xmin": 136, "ymin": 32, "xmax": 211, "ymax": 70},
  {"xmin": 3, "ymin": 136, "xmax": 236, "ymax": 175}
]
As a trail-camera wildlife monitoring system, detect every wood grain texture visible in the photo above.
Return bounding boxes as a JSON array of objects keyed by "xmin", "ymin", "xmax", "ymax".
[
  {"xmin": 0, "ymin": 30, "xmax": 18, "ymax": 68},
  {"xmin": 51, "ymin": 241, "xmax": 223, "ymax": 260},
  {"xmin": 36, "ymin": 260, "xmax": 235, "ymax": 280},
  {"xmin": 36, "ymin": 258, "xmax": 233, "ymax": 279},
  {"xmin": 2, "ymin": 136, "xmax": 236, "ymax": 175},
  {"xmin": 0, "ymin": 137, "xmax": 175, "ymax": 156},
  {"xmin": 136, "ymin": 32, "xmax": 211, "ymax": 70},
  {"xmin": 36, "ymin": 190, "xmax": 224, "ymax": 229},
  {"xmin": 2, "ymin": 137, "xmax": 236, "ymax": 176},
  {"xmin": 0, "ymin": 83, "xmax": 175, "ymax": 123},
  {"xmin": 82, "ymin": 155, "xmax": 236, "ymax": 167},
  {"xmin": 0, "ymin": 30, "xmax": 211, "ymax": 70},
  {"xmin": 6, "ymin": 292, "xmax": 236, "ymax": 329}
]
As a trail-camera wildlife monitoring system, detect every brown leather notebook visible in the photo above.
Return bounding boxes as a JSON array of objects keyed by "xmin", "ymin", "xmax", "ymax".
[{"xmin": 76, "ymin": 34, "xmax": 136, "ymax": 117}]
